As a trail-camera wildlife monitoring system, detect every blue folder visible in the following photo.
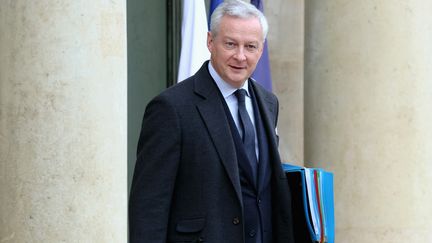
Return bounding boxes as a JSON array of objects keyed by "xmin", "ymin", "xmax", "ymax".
[{"xmin": 282, "ymin": 164, "xmax": 335, "ymax": 243}]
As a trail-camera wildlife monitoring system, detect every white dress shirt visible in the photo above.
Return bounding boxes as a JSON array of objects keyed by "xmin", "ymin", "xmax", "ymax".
[{"xmin": 208, "ymin": 61, "xmax": 259, "ymax": 159}]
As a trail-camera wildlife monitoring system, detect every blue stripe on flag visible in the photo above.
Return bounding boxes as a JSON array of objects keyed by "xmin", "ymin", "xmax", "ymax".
[
  {"xmin": 209, "ymin": 0, "xmax": 223, "ymax": 29},
  {"xmin": 251, "ymin": 0, "xmax": 273, "ymax": 91}
]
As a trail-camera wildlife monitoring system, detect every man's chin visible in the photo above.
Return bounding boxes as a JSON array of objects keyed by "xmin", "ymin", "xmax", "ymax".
[
  {"xmin": 225, "ymin": 78, "xmax": 248, "ymax": 88},
  {"xmin": 227, "ymin": 74, "xmax": 248, "ymax": 82}
]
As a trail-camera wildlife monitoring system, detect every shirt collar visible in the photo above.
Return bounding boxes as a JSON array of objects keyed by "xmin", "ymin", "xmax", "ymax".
[{"xmin": 208, "ymin": 61, "xmax": 250, "ymax": 99}]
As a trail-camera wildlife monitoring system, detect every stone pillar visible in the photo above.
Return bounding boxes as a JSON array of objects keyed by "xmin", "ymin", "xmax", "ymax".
[
  {"xmin": 305, "ymin": 1, "xmax": 432, "ymax": 242},
  {"xmin": 266, "ymin": 0, "xmax": 305, "ymax": 164},
  {"xmin": 0, "ymin": 1, "xmax": 127, "ymax": 242}
]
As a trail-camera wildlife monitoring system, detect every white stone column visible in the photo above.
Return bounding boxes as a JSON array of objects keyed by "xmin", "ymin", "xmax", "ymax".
[
  {"xmin": 305, "ymin": 1, "xmax": 432, "ymax": 242},
  {"xmin": 0, "ymin": 1, "xmax": 127, "ymax": 242}
]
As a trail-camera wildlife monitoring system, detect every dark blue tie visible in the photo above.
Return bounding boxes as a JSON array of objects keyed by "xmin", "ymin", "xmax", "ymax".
[{"xmin": 235, "ymin": 89, "xmax": 257, "ymax": 165}]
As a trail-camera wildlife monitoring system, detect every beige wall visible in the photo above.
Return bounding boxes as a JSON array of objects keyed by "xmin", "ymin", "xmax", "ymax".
[
  {"xmin": 266, "ymin": 0, "xmax": 305, "ymax": 165},
  {"xmin": 0, "ymin": 1, "xmax": 127, "ymax": 242},
  {"xmin": 305, "ymin": 0, "xmax": 432, "ymax": 242},
  {"xmin": 267, "ymin": 0, "xmax": 432, "ymax": 242}
]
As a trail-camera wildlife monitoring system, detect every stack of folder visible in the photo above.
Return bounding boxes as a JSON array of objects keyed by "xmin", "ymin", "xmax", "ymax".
[{"xmin": 282, "ymin": 164, "xmax": 335, "ymax": 243}]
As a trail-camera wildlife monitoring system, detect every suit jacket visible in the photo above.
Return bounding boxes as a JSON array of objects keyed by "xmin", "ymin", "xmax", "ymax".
[{"xmin": 129, "ymin": 61, "xmax": 295, "ymax": 243}]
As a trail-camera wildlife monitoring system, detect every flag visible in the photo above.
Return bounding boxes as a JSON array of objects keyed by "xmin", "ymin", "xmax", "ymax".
[
  {"xmin": 250, "ymin": 0, "xmax": 272, "ymax": 91},
  {"xmin": 177, "ymin": 0, "xmax": 210, "ymax": 82},
  {"xmin": 209, "ymin": 0, "xmax": 223, "ymax": 29}
]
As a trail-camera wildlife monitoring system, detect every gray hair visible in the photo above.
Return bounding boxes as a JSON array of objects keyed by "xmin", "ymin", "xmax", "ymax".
[{"xmin": 210, "ymin": 0, "xmax": 269, "ymax": 40}]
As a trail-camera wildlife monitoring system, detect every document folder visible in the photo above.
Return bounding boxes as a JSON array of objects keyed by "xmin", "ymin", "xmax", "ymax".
[{"xmin": 282, "ymin": 164, "xmax": 335, "ymax": 243}]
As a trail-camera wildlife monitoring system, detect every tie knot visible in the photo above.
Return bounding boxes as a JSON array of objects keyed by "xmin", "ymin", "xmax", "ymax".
[{"xmin": 235, "ymin": 89, "xmax": 247, "ymax": 103}]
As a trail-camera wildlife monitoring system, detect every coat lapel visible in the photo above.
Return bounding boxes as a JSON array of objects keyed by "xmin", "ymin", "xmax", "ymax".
[
  {"xmin": 193, "ymin": 63, "xmax": 243, "ymax": 205},
  {"xmin": 250, "ymin": 81, "xmax": 286, "ymax": 180}
]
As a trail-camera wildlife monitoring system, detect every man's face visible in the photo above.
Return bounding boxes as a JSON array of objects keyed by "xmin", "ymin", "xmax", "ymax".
[{"xmin": 207, "ymin": 16, "xmax": 264, "ymax": 88}]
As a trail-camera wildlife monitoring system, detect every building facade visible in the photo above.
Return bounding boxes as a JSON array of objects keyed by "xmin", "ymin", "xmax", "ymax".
[{"xmin": 1, "ymin": 0, "xmax": 431, "ymax": 242}]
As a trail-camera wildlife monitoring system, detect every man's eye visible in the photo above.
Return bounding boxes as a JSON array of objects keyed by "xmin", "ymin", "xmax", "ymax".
[
  {"xmin": 224, "ymin": 42, "xmax": 235, "ymax": 49},
  {"xmin": 246, "ymin": 44, "xmax": 258, "ymax": 51}
]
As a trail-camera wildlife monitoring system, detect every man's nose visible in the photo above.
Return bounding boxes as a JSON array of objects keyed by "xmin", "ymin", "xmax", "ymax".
[{"xmin": 233, "ymin": 47, "xmax": 246, "ymax": 61}]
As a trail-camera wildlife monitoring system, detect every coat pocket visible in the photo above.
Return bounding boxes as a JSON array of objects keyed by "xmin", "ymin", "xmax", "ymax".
[{"xmin": 176, "ymin": 217, "xmax": 206, "ymax": 233}]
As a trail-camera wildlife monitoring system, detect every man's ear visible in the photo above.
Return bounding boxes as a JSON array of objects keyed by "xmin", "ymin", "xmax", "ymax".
[
  {"xmin": 259, "ymin": 41, "xmax": 265, "ymax": 53},
  {"xmin": 207, "ymin": 32, "xmax": 213, "ymax": 52}
]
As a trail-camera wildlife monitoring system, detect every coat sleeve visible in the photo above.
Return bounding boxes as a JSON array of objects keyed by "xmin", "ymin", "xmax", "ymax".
[{"xmin": 129, "ymin": 94, "xmax": 181, "ymax": 243}]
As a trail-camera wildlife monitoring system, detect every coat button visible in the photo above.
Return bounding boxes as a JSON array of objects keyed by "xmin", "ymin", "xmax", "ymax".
[{"xmin": 232, "ymin": 217, "xmax": 240, "ymax": 225}]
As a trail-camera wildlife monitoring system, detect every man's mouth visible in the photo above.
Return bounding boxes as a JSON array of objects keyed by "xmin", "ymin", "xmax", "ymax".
[{"xmin": 229, "ymin": 65, "xmax": 246, "ymax": 70}]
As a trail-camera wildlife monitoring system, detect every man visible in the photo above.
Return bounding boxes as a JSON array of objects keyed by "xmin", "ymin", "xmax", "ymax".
[{"xmin": 129, "ymin": 1, "xmax": 295, "ymax": 242}]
